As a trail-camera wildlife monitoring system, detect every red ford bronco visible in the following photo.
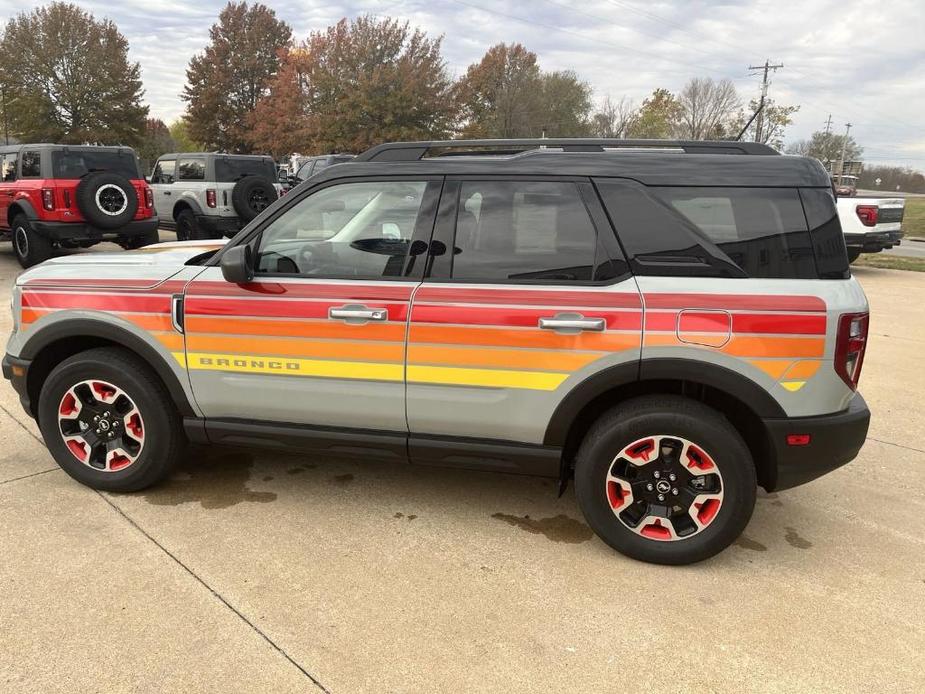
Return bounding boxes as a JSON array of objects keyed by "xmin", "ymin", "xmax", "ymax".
[{"xmin": 0, "ymin": 144, "xmax": 159, "ymax": 267}]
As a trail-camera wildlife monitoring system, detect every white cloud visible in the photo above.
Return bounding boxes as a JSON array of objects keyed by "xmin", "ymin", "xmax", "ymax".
[{"xmin": 1, "ymin": 0, "xmax": 922, "ymax": 168}]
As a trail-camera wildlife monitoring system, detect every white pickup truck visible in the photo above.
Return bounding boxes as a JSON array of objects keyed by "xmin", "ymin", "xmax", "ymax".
[{"xmin": 836, "ymin": 196, "xmax": 905, "ymax": 262}]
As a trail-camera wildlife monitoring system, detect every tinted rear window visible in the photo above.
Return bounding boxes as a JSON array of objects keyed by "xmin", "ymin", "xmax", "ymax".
[
  {"xmin": 215, "ymin": 157, "xmax": 276, "ymax": 182},
  {"xmin": 800, "ymin": 188, "xmax": 849, "ymax": 279},
  {"xmin": 651, "ymin": 187, "xmax": 816, "ymax": 279},
  {"xmin": 52, "ymin": 150, "xmax": 141, "ymax": 179}
]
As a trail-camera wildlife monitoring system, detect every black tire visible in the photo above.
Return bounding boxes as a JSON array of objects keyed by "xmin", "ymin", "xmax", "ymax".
[
  {"xmin": 121, "ymin": 229, "xmax": 160, "ymax": 250},
  {"xmin": 75, "ymin": 171, "xmax": 139, "ymax": 230},
  {"xmin": 231, "ymin": 175, "xmax": 278, "ymax": 222},
  {"xmin": 11, "ymin": 214, "xmax": 53, "ymax": 268},
  {"xmin": 176, "ymin": 208, "xmax": 211, "ymax": 240},
  {"xmin": 37, "ymin": 347, "xmax": 185, "ymax": 492},
  {"xmin": 574, "ymin": 395, "xmax": 757, "ymax": 565},
  {"xmin": 846, "ymin": 247, "xmax": 862, "ymax": 263}
]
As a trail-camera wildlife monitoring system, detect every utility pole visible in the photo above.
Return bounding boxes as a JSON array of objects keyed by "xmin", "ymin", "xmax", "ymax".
[
  {"xmin": 747, "ymin": 59, "xmax": 784, "ymax": 142},
  {"xmin": 823, "ymin": 114, "xmax": 833, "ymax": 172},
  {"xmin": 836, "ymin": 122, "xmax": 852, "ymax": 185}
]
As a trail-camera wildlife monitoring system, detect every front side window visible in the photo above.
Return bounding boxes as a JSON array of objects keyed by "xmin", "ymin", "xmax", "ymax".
[
  {"xmin": 20, "ymin": 151, "xmax": 41, "ymax": 178},
  {"xmin": 178, "ymin": 158, "xmax": 205, "ymax": 181},
  {"xmin": 451, "ymin": 181, "xmax": 600, "ymax": 282},
  {"xmin": 256, "ymin": 180, "xmax": 430, "ymax": 278},
  {"xmin": 1, "ymin": 153, "xmax": 17, "ymax": 182},
  {"xmin": 151, "ymin": 159, "xmax": 176, "ymax": 184}
]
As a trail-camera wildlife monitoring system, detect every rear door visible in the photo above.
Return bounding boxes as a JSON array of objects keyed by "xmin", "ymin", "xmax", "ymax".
[
  {"xmin": 405, "ymin": 177, "xmax": 642, "ymax": 467},
  {"xmin": 182, "ymin": 176, "xmax": 441, "ymax": 433},
  {"xmin": 150, "ymin": 157, "xmax": 176, "ymax": 218}
]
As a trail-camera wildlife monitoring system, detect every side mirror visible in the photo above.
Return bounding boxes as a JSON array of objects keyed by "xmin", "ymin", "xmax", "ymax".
[{"xmin": 221, "ymin": 244, "xmax": 254, "ymax": 284}]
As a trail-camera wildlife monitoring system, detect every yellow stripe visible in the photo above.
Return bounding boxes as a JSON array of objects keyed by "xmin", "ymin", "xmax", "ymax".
[
  {"xmin": 172, "ymin": 352, "xmax": 187, "ymax": 368},
  {"xmin": 781, "ymin": 381, "xmax": 806, "ymax": 392},
  {"xmin": 184, "ymin": 351, "xmax": 403, "ymax": 382},
  {"xmin": 407, "ymin": 364, "xmax": 568, "ymax": 391}
]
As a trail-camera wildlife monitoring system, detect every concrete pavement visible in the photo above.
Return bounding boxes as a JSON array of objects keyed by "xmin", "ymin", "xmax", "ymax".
[{"xmin": 1, "ymin": 241, "xmax": 923, "ymax": 693}]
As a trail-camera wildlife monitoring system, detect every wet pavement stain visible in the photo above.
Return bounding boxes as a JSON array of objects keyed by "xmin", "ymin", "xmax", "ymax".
[
  {"xmin": 735, "ymin": 535, "xmax": 768, "ymax": 552},
  {"xmin": 143, "ymin": 449, "xmax": 277, "ymax": 509},
  {"xmin": 771, "ymin": 500, "xmax": 784, "ymax": 507},
  {"xmin": 393, "ymin": 512, "xmax": 418, "ymax": 521},
  {"xmin": 491, "ymin": 513, "xmax": 593, "ymax": 544},
  {"xmin": 332, "ymin": 473, "xmax": 355, "ymax": 486},
  {"xmin": 262, "ymin": 475, "xmax": 274, "ymax": 482},
  {"xmin": 785, "ymin": 527, "xmax": 813, "ymax": 549}
]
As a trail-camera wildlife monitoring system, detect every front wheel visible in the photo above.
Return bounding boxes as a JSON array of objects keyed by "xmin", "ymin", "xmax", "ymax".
[
  {"xmin": 37, "ymin": 347, "xmax": 185, "ymax": 492},
  {"xmin": 574, "ymin": 395, "xmax": 757, "ymax": 565}
]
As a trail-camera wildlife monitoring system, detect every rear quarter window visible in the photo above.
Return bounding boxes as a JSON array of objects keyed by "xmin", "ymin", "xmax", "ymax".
[{"xmin": 799, "ymin": 188, "xmax": 849, "ymax": 279}]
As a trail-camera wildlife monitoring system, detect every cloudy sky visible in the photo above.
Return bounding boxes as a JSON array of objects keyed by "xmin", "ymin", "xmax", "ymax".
[{"xmin": 2, "ymin": 0, "xmax": 923, "ymax": 170}]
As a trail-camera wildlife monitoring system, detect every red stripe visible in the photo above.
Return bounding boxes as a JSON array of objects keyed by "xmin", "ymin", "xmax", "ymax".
[
  {"xmin": 415, "ymin": 286, "xmax": 641, "ymax": 308},
  {"xmin": 646, "ymin": 311, "xmax": 826, "ymax": 335},
  {"xmin": 188, "ymin": 280, "xmax": 414, "ymax": 301},
  {"xmin": 644, "ymin": 293, "xmax": 826, "ymax": 312},
  {"xmin": 185, "ymin": 297, "xmax": 409, "ymax": 321},
  {"xmin": 412, "ymin": 305, "xmax": 642, "ymax": 330},
  {"xmin": 22, "ymin": 279, "xmax": 188, "ymax": 293},
  {"xmin": 21, "ymin": 292, "xmax": 171, "ymax": 313}
]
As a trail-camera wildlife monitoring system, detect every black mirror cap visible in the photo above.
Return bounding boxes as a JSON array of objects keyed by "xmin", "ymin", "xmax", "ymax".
[{"xmin": 221, "ymin": 244, "xmax": 254, "ymax": 284}]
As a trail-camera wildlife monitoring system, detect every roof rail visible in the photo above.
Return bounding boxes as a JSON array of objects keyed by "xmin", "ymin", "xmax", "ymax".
[{"xmin": 355, "ymin": 138, "xmax": 779, "ymax": 162}]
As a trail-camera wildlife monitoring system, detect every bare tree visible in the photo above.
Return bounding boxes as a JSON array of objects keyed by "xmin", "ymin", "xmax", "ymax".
[
  {"xmin": 592, "ymin": 95, "xmax": 636, "ymax": 138},
  {"xmin": 677, "ymin": 77, "xmax": 740, "ymax": 139}
]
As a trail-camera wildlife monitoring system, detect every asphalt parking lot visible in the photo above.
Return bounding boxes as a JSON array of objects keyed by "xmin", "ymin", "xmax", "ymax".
[{"xmin": 1, "ymin": 239, "xmax": 924, "ymax": 693}]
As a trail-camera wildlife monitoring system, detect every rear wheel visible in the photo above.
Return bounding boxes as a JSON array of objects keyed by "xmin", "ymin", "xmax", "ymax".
[
  {"xmin": 176, "ymin": 209, "xmax": 209, "ymax": 241},
  {"xmin": 37, "ymin": 347, "xmax": 185, "ymax": 492},
  {"xmin": 574, "ymin": 395, "xmax": 756, "ymax": 565},
  {"xmin": 846, "ymin": 247, "xmax": 862, "ymax": 263},
  {"xmin": 121, "ymin": 229, "xmax": 160, "ymax": 249},
  {"xmin": 12, "ymin": 215, "xmax": 53, "ymax": 268}
]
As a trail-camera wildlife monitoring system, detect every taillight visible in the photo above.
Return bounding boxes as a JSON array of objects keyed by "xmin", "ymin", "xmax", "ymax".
[
  {"xmin": 855, "ymin": 205, "xmax": 878, "ymax": 227},
  {"xmin": 64, "ymin": 190, "xmax": 72, "ymax": 208},
  {"xmin": 41, "ymin": 188, "xmax": 54, "ymax": 211},
  {"xmin": 145, "ymin": 188, "xmax": 154, "ymax": 208},
  {"xmin": 835, "ymin": 312, "xmax": 869, "ymax": 390},
  {"xmin": 206, "ymin": 189, "xmax": 217, "ymax": 208}
]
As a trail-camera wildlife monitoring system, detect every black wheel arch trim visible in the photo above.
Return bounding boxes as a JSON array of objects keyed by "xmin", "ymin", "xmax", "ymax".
[
  {"xmin": 173, "ymin": 196, "xmax": 204, "ymax": 219},
  {"xmin": 8, "ymin": 199, "xmax": 40, "ymax": 224},
  {"xmin": 18, "ymin": 318, "xmax": 196, "ymax": 418},
  {"xmin": 543, "ymin": 357, "xmax": 786, "ymax": 447}
]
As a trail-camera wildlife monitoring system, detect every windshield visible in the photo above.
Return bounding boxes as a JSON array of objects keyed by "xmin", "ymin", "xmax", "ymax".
[
  {"xmin": 52, "ymin": 150, "xmax": 141, "ymax": 179},
  {"xmin": 214, "ymin": 157, "xmax": 277, "ymax": 182}
]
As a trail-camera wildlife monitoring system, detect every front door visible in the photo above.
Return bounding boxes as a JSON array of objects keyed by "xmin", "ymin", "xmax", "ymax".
[
  {"xmin": 183, "ymin": 177, "xmax": 441, "ymax": 433},
  {"xmin": 150, "ymin": 157, "xmax": 176, "ymax": 218}
]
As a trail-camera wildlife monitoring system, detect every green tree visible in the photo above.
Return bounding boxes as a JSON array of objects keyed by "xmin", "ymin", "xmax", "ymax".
[
  {"xmin": 0, "ymin": 2, "xmax": 147, "ymax": 145},
  {"xmin": 538, "ymin": 71, "xmax": 593, "ymax": 137},
  {"xmin": 250, "ymin": 16, "xmax": 455, "ymax": 155},
  {"xmin": 137, "ymin": 118, "xmax": 177, "ymax": 171},
  {"xmin": 182, "ymin": 1, "xmax": 291, "ymax": 152},
  {"xmin": 736, "ymin": 97, "xmax": 799, "ymax": 150},
  {"xmin": 168, "ymin": 118, "xmax": 202, "ymax": 152},
  {"xmin": 455, "ymin": 43, "xmax": 543, "ymax": 138},
  {"xmin": 627, "ymin": 88, "xmax": 682, "ymax": 139}
]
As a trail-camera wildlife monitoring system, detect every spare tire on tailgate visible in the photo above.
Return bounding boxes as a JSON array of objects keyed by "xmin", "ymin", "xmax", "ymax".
[
  {"xmin": 231, "ymin": 175, "xmax": 278, "ymax": 223},
  {"xmin": 76, "ymin": 171, "xmax": 139, "ymax": 230}
]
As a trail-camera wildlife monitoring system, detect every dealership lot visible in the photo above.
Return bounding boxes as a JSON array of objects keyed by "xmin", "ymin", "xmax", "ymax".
[{"xmin": 1, "ymin": 241, "xmax": 924, "ymax": 693}]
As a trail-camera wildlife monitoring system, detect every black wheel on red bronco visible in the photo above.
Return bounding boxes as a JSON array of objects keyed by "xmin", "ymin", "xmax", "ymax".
[
  {"xmin": 75, "ymin": 171, "xmax": 139, "ymax": 230},
  {"xmin": 12, "ymin": 214, "xmax": 53, "ymax": 268},
  {"xmin": 120, "ymin": 229, "xmax": 160, "ymax": 249},
  {"xmin": 37, "ymin": 347, "xmax": 185, "ymax": 492},
  {"xmin": 574, "ymin": 395, "xmax": 757, "ymax": 565}
]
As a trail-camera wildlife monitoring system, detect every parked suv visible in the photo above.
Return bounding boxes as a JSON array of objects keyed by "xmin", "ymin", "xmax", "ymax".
[
  {"xmin": 149, "ymin": 153, "xmax": 279, "ymax": 240},
  {"xmin": 0, "ymin": 144, "xmax": 158, "ymax": 267},
  {"xmin": 2, "ymin": 139, "xmax": 871, "ymax": 565}
]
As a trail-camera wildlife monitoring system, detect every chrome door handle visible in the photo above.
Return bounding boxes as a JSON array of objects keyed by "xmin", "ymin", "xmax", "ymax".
[
  {"xmin": 329, "ymin": 306, "xmax": 388, "ymax": 322},
  {"xmin": 539, "ymin": 316, "xmax": 605, "ymax": 332}
]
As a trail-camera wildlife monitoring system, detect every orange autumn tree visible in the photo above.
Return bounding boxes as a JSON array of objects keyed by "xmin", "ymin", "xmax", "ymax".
[{"xmin": 250, "ymin": 16, "xmax": 456, "ymax": 156}]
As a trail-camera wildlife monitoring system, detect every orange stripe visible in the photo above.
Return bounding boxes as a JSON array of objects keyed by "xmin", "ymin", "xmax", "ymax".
[
  {"xmin": 153, "ymin": 332, "xmax": 185, "ymax": 351},
  {"xmin": 748, "ymin": 360, "xmax": 793, "ymax": 379},
  {"xmin": 185, "ymin": 334, "xmax": 404, "ymax": 362},
  {"xmin": 117, "ymin": 312, "xmax": 175, "ymax": 331},
  {"xmin": 781, "ymin": 360, "xmax": 822, "ymax": 380},
  {"xmin": 645, "ymin": 334, "xmax": 825, "ymax": 358},
  {"xmin": 186, "ymin": 316, "xmax": 406, "ymax": 342},
  {"xmin": 411, "ymin": 325, "xmax": 640, "ymax": 352},
  {"xmin": 20, "ymin": 308, "xmax": 48, "ymax": 324},
  {"xmin": 408, "ymin": 344, "xmax": 605, "ymax": 371}
]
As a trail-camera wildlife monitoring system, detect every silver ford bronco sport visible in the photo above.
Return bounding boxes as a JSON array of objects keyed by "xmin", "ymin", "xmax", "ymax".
[{"xmin": 3, "ymin": 139, "xmax": 871, "ymax": 565}]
